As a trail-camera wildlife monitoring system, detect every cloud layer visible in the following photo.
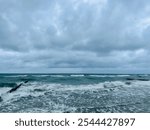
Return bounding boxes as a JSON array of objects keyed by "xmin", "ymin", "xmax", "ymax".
[{"xmin": 0, "ymin": 0, "xmax": 150, "ymax": 73}]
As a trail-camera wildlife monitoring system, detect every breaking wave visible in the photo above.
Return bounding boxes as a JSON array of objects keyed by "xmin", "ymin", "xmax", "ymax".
[{"xmin": 0, "ymin": 80, "xmax": 150, "ymax": 113}]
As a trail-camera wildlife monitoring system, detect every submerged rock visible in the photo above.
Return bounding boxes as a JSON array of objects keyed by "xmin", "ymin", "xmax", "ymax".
[
  {"xmin": 126, "ymin": 78, "xmax": 135, "ymax": 81},
  {"xmin": 34, "ymin": 89, "xmax": 45, "ymax": 92},
  {"xmin": 0, "ymin": 96, "xmax": 3, "ymax": 102},
  {"xmin": 125, "ymin": 81, "xmax": 132, "ymax": 85},
  {"xmin": 137, "ymin": 78, "xmax": 149, "ymax": 81}
]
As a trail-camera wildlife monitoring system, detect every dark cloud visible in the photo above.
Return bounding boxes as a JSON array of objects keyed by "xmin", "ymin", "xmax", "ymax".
[{"xmin": 0, "ymin": 0, "xmax": 150, "ymax": 73}]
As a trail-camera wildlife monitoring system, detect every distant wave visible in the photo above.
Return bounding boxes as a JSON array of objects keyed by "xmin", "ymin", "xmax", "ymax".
[
  {"xmin": 70, "ymin": 74, "xmax": 85, "ymax": 77},
  {"xmin": 3, "ymin": 75, "xmax": 28, "ymax": 78},
  {"xmin": 88, "ymin": 74, "xmax": 130, "ymax": 77},
  {"xmin": 32, "ymin": 75, "xmax": 50, "ymax": 77},
  {"xmin": 49, "ymin": 75, "xmax": 68, "ymax": 77},
  {"xmin": 88, "ymin": 75, "xmax": 113, "ymax": 77},
  {"xmin": 116, "ymin": 75, "xmax": 130, "ymax": 77}
]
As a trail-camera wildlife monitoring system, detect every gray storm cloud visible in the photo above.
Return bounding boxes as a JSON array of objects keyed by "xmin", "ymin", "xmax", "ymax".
[{"xmin": 0, "ymin": 0, "xmax": 150, "ymax": 73}]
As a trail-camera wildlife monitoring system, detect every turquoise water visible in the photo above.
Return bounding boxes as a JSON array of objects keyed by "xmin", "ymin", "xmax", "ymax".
[{"xmin": 0, "ymin": 74, "xmax": 150, "ymax": 112}]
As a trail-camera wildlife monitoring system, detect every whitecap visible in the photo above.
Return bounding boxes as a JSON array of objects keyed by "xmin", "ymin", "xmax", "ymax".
[
  {"xmin": 70, "ymin": 74, "xmax": 85, "ymax": 77},
  {"xmin": 49, "ymin": 75, "xmax": 67, "ymax": 77}
]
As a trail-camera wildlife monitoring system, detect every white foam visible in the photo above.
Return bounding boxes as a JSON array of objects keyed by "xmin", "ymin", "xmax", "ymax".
[
  {"xmin": 89, "ymin": 74, "xmax": 130, "ymax": 77},
  {"xmin": 70, "ymin": 75, "xmax": 85, "ymax": 77},
  {"xmin": 50, "ymin": 75, "xmax": 67, "ymax": 77},
  {"xmin": 32, "ymin": 75, "xmax": 50, "ymax": 77},
  {"xmin": 51, "ymin": 104, "xmax": 76, "ymax": 113},
  {"xmin": 131, "ymin": 80, "xmax": 150, "ymax": 88},
  {"xmin": 89, "ymin": 75, "xmax": 107, "ymax": 77},
  {"xmin": 0, "ymin": 87, "xmax": 10, "ymax": 95}
]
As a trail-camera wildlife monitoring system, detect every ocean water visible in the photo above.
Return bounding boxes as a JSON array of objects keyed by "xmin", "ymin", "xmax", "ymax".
[{"xmin": 0, "ymin": 74, "xmax": 150, "ymax": 113}]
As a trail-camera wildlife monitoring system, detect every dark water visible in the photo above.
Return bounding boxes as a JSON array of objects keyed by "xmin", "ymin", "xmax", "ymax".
[{"xmin": 0, "ymin": 74, "xmax": 150, "ymax": 113}]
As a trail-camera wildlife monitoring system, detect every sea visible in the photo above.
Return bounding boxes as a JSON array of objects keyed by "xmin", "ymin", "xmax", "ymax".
[{"xmin": 0, "ymin": 73, "xmax": 150, "ymax": 113}]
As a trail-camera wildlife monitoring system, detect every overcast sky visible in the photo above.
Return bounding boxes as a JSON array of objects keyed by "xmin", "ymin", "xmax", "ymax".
[{"xmin": 0, "ymin": 0, "xmax": 150, "ymax": 73}]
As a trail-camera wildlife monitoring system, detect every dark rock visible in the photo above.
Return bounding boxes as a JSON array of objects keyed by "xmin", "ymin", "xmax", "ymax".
[
  {"xmin": 7, "ymin": 80, "xmax": 29, "ymax": 93},
  {"xmin": 126, "ymin": 78, "xmax": 135, "ymax": 81},
  {"xmin": 137, "ymin": 78, "xmax": 149, "ymax": 81},
  {"xmin": 125, "ymin": 81, "xmax": 131, "ymax": 85},
  {"xmin": 34, "ymin": 89, "xmax": 44, "ymax": 92},
  {"xmin": 0, "ymin": 96, "xmax": 3, "ymax": 102},
  {"xmin": 109, "ymin": 88, "xmax": 115, "ymax": 91}
]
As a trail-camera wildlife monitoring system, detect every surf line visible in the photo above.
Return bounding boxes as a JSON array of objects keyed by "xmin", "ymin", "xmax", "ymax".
[{"xmin": 0, "ymin": 80, "xmax": 29, "ymax": 102}]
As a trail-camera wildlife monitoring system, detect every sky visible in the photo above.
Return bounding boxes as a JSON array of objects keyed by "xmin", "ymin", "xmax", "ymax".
[{"xmin": 0, "ymin": 0, "xmax": 150, "ymax": 73}]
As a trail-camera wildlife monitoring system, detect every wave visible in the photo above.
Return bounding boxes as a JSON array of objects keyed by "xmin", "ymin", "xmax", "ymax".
[
  {"xmin": 116, "ymin": 75, "xmax": 130, "ymax": 77},
  {"xmin": 70, "ymin": 74, "xmax": 85, "ymax": 77},
  {"xmin": 3, "ymin": 75, "xmax": 28, "ymax": 78},
  {"xmin": 0, "ymin": 80, "xmax": 135, "ymax": 102},
  {"xmin": 31, "ymin": 75, "xmax": 50, "ymax": 77},
  {"xmin": 88, "ymin": 75, "xmax": 116, "ymax": 77},
  {"xmin": 0, "ymin": 81, "xmax": 111, "ymax": 102},
  {"xmin": 88, "ymin": 74, "xmax": 130, "ymax": 77},
  {"xmin": 49, "ymin": 75, "xmax": 68, "ymax": 78},
  {"xmin": 1, "ymin": 80, "xmax": 150, "ymax": 112},
  {"xmin": 1, "ymin": 80, "xmax": 150, "ymax": 98}
]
